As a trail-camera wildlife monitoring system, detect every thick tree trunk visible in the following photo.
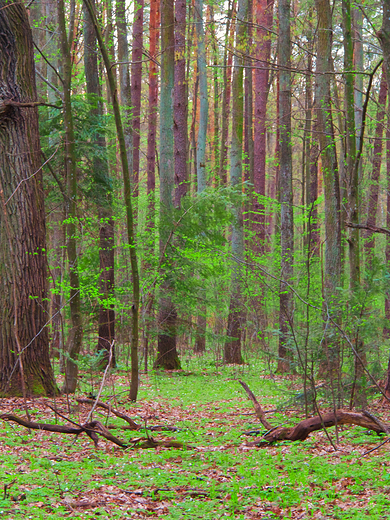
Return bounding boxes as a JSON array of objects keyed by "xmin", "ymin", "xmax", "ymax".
[
  {"xmin": 155, "ymin": 0, "xmax": 181, "ymax": 370},
  {"xmin": 84, "ymin": 0, "xmax": 115, "ymax": 368},
  {"xmin": 224, "ymin": 0, "xmax": 248, "ymax": 365},
  {"xmin": 278, "ymin": 0, "xmax": 294, "ymax": 373},
  {"xmin": 0, "ymin": 1, "xmax": 56, "ymax": 396}
]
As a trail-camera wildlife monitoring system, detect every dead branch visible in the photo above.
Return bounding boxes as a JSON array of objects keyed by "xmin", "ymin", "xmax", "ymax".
[
  {"xmin": 76, "ymin": 398, "xmax": 140, "ymax": 430},
  {"xmin": 240, "ymin": 382, "xmax": 390, "ymax": 444},
  {"xmin": 345, "ymin": 221, "xmax": 390, "ymax": 236},
  {"xmin": 0, "ymin": 413, "xmax": 184, "ymax": 450},
  {"xmin": 239, "ymin": 381, "xmax": 273, "ymax": 430}
]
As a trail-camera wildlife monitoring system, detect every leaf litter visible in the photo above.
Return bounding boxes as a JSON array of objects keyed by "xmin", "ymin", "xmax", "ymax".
[{"xmin": 0, "ymin": 372, "xmax": 390, "ymax": 519}]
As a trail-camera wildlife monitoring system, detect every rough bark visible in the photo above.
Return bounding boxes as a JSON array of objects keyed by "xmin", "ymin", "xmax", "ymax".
[
  {"xmin": 174, "ymin": 0, "xmax": 188, "ymax": 205},
  {"xmin": 253, "ymin": 0, "xmax": 273, "ymax": 249},
  {"xmin": 278, "ymin": 0, "xmax": 294, "ymax": 373},
  {"xmin": 224, "ymin": 0, "xmax": 248, "ymax": 365},
  {"xmin": 195, "ymin": 0, "xmax": 208, "ymax": 192},
  {"xmin": 0, "ymin": 0, "xmax": 56, "ymax": 396},
  {"xmin": 155, "ymin": 0, "xmax": 181, "ymax": 370},
  {"xmin": 131, "ymin": 0, "xmax": 144, "ymax": 203}
]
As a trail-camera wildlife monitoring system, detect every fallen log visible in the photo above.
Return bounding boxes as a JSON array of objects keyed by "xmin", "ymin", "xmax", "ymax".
[{"xmin": 239, "ymin": 381, "xmax": 390, "ymax": 443}]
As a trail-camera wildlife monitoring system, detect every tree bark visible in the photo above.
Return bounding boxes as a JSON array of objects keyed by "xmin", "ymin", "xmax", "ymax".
[
  {"xmin": 155, "ymin": 0, "xmax": 181, "ymax": 370},
  {"xmin": 253, "ymin": 0, "xmax": 273, "ymax": 249},
  {"xmin": 174, "ymin": 0, "xmax": 188, "ymax": 205},
  {"xmin": 58, "ymin": 0, "xmax": 83, "ymax": 394},
  {"xmin": 0, "ymin": 0, "xmax": 56, "ymax": 396},
  {"xmin": 131, "ymin": 0, "xmax": 144, "ymax": 205},
  {"xmin": 84, "ymin": 0, "xmax": 115, "ymax": 368},
  {"xmin": 225, "ymin": 0, "xmax": 248, "ymax": 365},
  {"xmin": 365, "ymin": 69, "xmax": 387, "ymax": 262},
  {"xmin": 278, "ymin": 0, "xmax": 294, "ymax": 373}
]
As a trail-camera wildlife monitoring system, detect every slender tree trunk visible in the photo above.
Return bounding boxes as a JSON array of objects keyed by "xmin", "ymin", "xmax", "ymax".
[
  {"xmin": 84, "ymin": 0, "xmax": 140, "ymax": 400},
  {"xmin": 58, "ymin": 0, "xmax": 83, "ymax": 394},
  {"xmin": 277, "ymin": 0, "xmax": 294, "ymax": 373},
  {"xmin": 219, "ymin": 0, "xmax": 236, "ymax": 185},
  {"xmin": 195, "ymin": 0, "xmax": 208, "ymax": 192},
  {"xmin": 174, "ymin": 0, "xmax": 188, "ymax": 205},
  {"xmin": 365, "ymin": 70, "xmax": 387, "ymax": 262},
  {"xmin": 131, "ymin": 0, "xmax": 144, "ymax": 204},
  {"xmin": 84, "ymin": 0, "xmax": 115, "ymax": 368},
  {"xmin": 155, "ymin": 0, "xmax": 181, "ymax": 370},
  {"xmin": 0, "ymin": 1, "xmax": 57, "ymax": 396},
  {"xmin": 225, "ymin": 0, "xmax": 248, "ymax": 365},
  {"xmin": 209, "ymin": 5, "xmax": 220, "ymax": 179},
  {"xmin": 117, "ymin": 0, "xmax": 133, "ymax": 183}
]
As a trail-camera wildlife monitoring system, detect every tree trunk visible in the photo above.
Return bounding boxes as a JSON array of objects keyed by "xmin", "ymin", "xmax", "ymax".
[
  {"xmin": 155, "ymin": 0, "xmax": 181, "ymax": 370},
  {"xmin": 278, "ymin": 0, "xmax": 294, "ymax": 373},
  {"xmin": 219, "ymin": 0, "xmax": 236, "ymax": 185},
  {"xmin": 174, "ymin": 0, "xmax": 188, "ymax": 206},
  {"xmin": 365, "ymin": 70, "xmax": 387, "ymax": 262},
  {"xmin": 314, "ymin": 0, "xmax": 341, "ymax": 381},
  {"xmin": 58, "ymin": 0, "xmax": 83, "ymax": 394},
  {"xmin": 131, "ymin": 0, "xmax": 144, "ymax": 205},
  {"xmin": 0, "ymin": 0, "xmax": 57, "ymax": 396},
  {"xmin": 224, "ymin": 0, "xmax": 248, "ymax": 365},
  {"xmin": 253, "ymin": 0, "xmax": 273, "ymax": 249},
  {"xmin": 84, "ymin": 0, "xmax": 140, "ymax": 400},
  {"xmin": 84, "ymin": 0, "xmax": 115, "ymax": 368}
]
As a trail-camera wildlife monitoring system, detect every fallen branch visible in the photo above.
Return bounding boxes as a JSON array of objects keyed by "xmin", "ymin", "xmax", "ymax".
[
  {"xmin": 240, "ymin": 382, "xmax": 390, "ymax": 444},
  {"xmin": 76, "ymin": 398, "xmax": 140, "ymax": 430},
  {"xmin": 239, "ymin": 381, "xmax": 273, "ymax": 430},
  {"xmin": 0, "ymin": 413, "xmax": 184, "ymax": 450}
]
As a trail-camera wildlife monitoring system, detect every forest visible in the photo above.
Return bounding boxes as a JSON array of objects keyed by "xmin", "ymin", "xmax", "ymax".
[{"xmin": 2, "ymin": 0, "xmax": 390, "ymax": 518}]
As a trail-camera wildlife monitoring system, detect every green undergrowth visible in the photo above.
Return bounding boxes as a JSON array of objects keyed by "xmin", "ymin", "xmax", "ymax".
[{"xmin": 0, "ymin": 363, "xmax": 390, "ymax": 519}]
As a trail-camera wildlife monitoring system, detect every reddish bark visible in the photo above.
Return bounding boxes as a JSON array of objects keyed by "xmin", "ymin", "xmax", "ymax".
[
  {"xmin": 131, "ymin": 0, "xmax": 144, "ymax": 199},
  {"xmin": 219, "ymin": 0, "xmax": 236, "ymax": 185},
  {"xmin": 174, "ymin": 0, "xmax": 188, "ymax": 206},
  {"xmin": 253, "ymin": 0, "xmax": 273, "ymax": 248},
  {"xmin": 147, "ymin": 0, "xmax": 159, "ymax": 199}
]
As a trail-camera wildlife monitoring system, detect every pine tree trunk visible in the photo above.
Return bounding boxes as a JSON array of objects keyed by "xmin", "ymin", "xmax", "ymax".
[
  {"xmin": 0, "ymin": 1, "xmax": 57, "ymax": 396},
  {"xmin": 253, "ymin": 0, "xmax": 273, "ymax": 249},
  {"xmin": 278, "ymin": 0, "xmax": 294, "ymax": 373},
  {"xmin": 174, "ymin": 0, "xmax": 188, "ymax": 205},
  {"xmin": 131, "ymin": 0, "xmax": 144, "ymax": 204}
]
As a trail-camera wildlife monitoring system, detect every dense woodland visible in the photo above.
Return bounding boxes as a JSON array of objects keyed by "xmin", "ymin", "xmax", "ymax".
[{"xmin": 1, "ymin": 0, "xmax": 390, "ymax": 409}]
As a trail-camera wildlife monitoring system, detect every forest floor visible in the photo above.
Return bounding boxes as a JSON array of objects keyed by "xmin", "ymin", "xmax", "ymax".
[{"xmin": 0, "ymin": 360, "xmax": 390, "ymax": 519}]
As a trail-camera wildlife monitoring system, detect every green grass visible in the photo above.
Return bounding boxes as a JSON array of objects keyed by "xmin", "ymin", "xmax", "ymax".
[{"xmin": 0, "ymin": 361, "xmax": 390, "ymax": 519}]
